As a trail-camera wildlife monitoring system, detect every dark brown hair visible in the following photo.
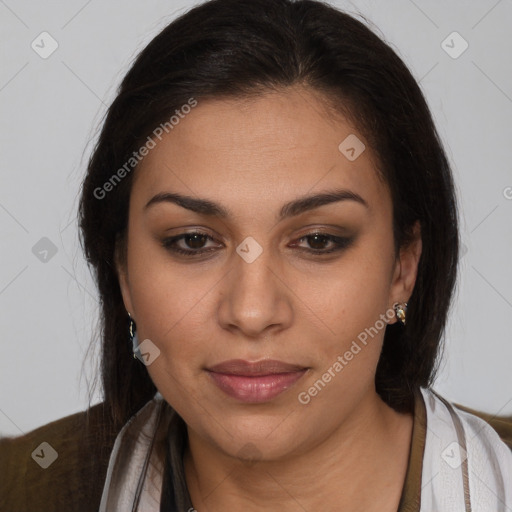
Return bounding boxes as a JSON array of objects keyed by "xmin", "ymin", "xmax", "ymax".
[{"xmin": 79, "ymin": 0, "xmax": 459, "ymax": 432}]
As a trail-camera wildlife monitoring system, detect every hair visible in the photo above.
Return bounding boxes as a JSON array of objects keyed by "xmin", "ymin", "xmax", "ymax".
[{"xmin": 78, "ymin": 0, "xmax": 459, "ymax": 433}]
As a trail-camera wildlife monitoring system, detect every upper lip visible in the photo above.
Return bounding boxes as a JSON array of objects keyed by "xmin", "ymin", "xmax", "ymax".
[{"xmin": 207, "ymin": 359, "xmax": 307, "ymax": 376}]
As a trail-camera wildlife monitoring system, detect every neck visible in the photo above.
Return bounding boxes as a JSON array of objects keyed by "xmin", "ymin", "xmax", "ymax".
[{"xmin": 183, "ymin": 391, "xmax": 413, "ymax": 512}]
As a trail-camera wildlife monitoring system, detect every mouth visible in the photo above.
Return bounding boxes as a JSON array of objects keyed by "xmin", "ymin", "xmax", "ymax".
[{"xmin": 206, "ymin": 359, "xmax": 308, "ymax": 403}]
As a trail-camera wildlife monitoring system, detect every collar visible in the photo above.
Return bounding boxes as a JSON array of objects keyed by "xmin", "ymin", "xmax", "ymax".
[{"xmin": 98, "ymin": 388, "xmax": 512, "ymax": 511}]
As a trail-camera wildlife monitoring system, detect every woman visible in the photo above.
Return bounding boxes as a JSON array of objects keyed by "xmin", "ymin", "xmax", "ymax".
[{"xmin": 1, "ymin": 0, "xmax": 511, "ymax": 510}]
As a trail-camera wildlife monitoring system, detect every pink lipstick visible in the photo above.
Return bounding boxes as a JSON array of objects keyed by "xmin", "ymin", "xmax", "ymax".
[{"xmin": 206, "ymin": 359, "xmax": 307, "ymax": 403}]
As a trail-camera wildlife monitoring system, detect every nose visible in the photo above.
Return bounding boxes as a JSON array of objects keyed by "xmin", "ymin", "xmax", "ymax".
[{"xmin": 217, "ymin": 242, "xmax": 293, "ymax": 339}]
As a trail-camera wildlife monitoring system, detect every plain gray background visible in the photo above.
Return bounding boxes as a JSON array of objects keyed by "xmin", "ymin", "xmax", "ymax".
[{"xmin": 1, "ymin": 0, "xmax": 511, "ymax": 437}]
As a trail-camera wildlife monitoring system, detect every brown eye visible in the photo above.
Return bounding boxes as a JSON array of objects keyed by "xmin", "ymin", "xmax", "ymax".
[
  {"xmin": 183, "ymin": 233, "xmax": 209, "ymax": 249},
  {"xmin": 305, "ymin": 234, "xmax": 331, "ymax": 250},
  {"xmin": 293, "ymin": 232, "xmax": 354, "ymax": 255},
  {"xmin": 162, "ymin": 231, "xmax": 220, "ymax": 256}
]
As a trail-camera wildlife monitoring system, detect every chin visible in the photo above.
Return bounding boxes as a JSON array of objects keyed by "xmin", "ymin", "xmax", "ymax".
[{"xmin": 199, "ymin": 412, "xmax": 314, "ymax": 462}]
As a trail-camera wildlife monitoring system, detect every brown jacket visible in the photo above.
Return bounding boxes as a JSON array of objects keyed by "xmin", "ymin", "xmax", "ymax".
[
  {"xmin": 1, "ymin": 400, "xmax": 512, "ymax": 512},
  {"xmin": 0, "ymin": 402, "xmax": 119, "ymax": 512}
]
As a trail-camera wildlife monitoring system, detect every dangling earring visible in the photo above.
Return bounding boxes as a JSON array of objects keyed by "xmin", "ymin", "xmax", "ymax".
[
  {"xmin": 394, "ymin": 302, "xmax": 408, "ymax": 326},
  {"xmin": 128, "ymin": 313, "xmax": 141, "ymax": 360}
]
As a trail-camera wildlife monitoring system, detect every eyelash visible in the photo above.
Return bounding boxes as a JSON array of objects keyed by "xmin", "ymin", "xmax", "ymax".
[{"xmin": 161, "ymin": 231, "xmax": 354, "ymax": 257}]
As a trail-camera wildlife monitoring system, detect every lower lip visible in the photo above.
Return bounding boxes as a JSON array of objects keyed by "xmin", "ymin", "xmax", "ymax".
[{"xmin": 207, "ymin": 370, "xmax": 307, "ymax": 403}]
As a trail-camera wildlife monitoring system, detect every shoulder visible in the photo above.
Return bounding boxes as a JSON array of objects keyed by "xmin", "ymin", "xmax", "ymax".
[
  {"xmin": 421, "ymin": 387, "xmax": 512, "ymax": 453},
  {"xmin": 0, "ymin": 402, "xmax": 120, "ymax": 512},
  {"xmin": 419, "ymin": 388, "xmax": 512, "ymax": 507},
  {"xmin": 454, "ymin": 402, "xmax": 512, "ymax": 451},
  {"xmin": 421, "ymin": 388, "xmax": 512, "ymax": 451}
]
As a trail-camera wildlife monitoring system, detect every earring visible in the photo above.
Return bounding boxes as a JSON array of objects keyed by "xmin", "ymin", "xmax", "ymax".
[
  {"xmin": 394, "ymin": 302, "xmax": 408, "ymax": 326},
  {"xmin": 128, "ymin": 313, "xmax": 142, "ymax": 360}
]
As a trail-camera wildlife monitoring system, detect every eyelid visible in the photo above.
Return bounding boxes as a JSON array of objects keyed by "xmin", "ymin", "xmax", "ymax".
[
  {"xmin": 161, "ymin": 228, "xmax": 355, "ymax": 257},
  {"xmin": 161, "ymin": 230, "xmax": 223, "ymax": 254},
  {"xmin": 291, "ymin": 233, "xmax": 354, "ymax": 254}
]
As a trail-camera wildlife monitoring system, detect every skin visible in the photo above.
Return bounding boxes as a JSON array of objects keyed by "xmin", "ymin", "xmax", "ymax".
[{"xmin": 116, "ymin": 85, "xmax": 422, "ymax": 511}]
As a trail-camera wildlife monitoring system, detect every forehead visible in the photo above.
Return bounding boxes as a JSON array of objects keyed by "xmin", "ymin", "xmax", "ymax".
[{"xmin": 132, "ymin": 86, "xmax": 389, "ymax": 217}]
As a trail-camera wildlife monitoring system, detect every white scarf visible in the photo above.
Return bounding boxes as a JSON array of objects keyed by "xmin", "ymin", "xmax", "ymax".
[
  {"xmin": 99, "ymin": 388, "xmax": 512, "ymax": 511},
  {"xmin": 419, "ymin": 388, "xmax": 512, "ymax": 511}
]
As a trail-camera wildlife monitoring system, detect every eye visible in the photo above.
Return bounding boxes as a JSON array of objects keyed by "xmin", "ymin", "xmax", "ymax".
[
  {"xmin": 292, "ymin": 232, "xmax": 354, "ymax": 255},
  {"xmin": 161, "ymin": 231, "xmax": 221, "ymax": 256},
  {"xmin": 161, "ymin": 230, "xmax": 354, "ymax": 258}
]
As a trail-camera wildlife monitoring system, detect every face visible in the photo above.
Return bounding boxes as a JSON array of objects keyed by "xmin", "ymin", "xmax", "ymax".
[{"xmin": 117, "ymin": 86, "xmax": 421, "ymax": 461}]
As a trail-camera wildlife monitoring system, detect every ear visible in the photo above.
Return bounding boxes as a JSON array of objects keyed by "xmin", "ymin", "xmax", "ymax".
[
  {"xmin": 388, "ymin": 220, "xmax": 422, "ymax": 323},
  {"xmin": 115, "ymin": 235, "xmax": 135, "ymax": 318}
]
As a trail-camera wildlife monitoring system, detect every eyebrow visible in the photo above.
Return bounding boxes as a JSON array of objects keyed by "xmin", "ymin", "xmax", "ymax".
[{"xmin": 144, "ymin": 188, "xmax": 368, "ymax": 221}]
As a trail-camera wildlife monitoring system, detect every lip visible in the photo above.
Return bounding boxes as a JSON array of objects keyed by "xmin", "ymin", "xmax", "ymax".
[{"xmin": 206, "ymin": 359, "xmax": 308, "ymax": 403}]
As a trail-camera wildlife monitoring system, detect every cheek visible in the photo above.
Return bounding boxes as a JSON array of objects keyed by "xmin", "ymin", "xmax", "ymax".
[
  {"xmin": 297, "ymin": 243, "xmax": 394, "ymax": 354},
  {"xmin": 129, "ymin": 265, "xmax": 215, "ymax": 359},
  {"xmin": 128, "ymin": 261, "xmax": 216, "ymax": 407},
  {"xmin": 293, "ymin": 255, "xmax": 394, "ymax": 409},
  {"xmin": 123, "ymin": 230, "xmax": 210, "ymax": 363}
]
